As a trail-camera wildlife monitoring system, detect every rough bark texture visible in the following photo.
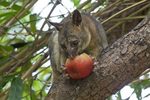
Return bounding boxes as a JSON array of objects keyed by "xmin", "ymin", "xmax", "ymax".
[{"xmin": 46, "ymin": 18, "xmax": 150, "ymax": 100}]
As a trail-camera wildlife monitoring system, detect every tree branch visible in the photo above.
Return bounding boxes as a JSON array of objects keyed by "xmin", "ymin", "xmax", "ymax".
[{"xmin": 46, "ymin": 18, "xmax": 150, "ymax": 100}]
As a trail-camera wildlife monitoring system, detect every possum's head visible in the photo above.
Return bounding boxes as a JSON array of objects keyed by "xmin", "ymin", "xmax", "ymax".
[{"xmin": 49, "ymin": 10, "xmax": 91, "ymax": 58}]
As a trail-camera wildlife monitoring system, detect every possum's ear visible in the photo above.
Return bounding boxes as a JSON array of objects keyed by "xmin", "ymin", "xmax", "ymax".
[
  {"xmin": 72, "ymin": 10, "xmax": 82, "ymax": 26},
  {"xmin": 47, "ymin": 21, "xmax": 63, "ymax": 31}
]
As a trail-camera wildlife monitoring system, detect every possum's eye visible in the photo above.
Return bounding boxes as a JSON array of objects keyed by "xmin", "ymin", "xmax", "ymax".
[{"xmin": 70, "ymin": 40, "xmax": 79, "ymax": 47}]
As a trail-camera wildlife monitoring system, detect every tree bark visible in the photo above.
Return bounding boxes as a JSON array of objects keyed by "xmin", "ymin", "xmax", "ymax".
[{"xmin": 46, "ymin": 18, "xmax": 150, "ymax": 100}]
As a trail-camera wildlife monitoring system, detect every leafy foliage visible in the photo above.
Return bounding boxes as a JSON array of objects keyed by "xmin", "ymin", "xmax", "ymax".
[
  {"xmin": 72, "ymin": 0, "xmax": 80, "ymax": 7},
  {"xmin": 8, "ymin": 77, "xmax": 23, "ymax": 100}
]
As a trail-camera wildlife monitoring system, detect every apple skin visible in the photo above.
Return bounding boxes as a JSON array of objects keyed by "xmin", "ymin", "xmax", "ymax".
[{"xmin": 64, "ymin": 53, "xmax": 94, "ymax": 80}]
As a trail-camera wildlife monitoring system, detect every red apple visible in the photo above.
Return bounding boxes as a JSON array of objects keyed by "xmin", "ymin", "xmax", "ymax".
[{"xmin": 64, "ymin": 53, "xmax": 94, "ymax": 80}]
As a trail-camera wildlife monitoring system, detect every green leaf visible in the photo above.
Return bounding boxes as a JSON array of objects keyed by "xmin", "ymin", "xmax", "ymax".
[
  {"xmin": 0, "ymin": 45, "xmax": 13, "ymax": 56},
  {"xmin": 140, "ymin": 79, "xmax": 150, "ymax": 89},
  {"xmin": 116, "ymin": 91, "xmax": 122, "ymax": 100},
  {"xmin": 32, "ymin": 80, "xmax": 43, "ymax": 92},
  {"xmin": 30, "ymin": 14, "xmax": 37, "ymax": 33},
  {"xmin": 8, "ymin": 77, "xmax": 23, "ymax": 100},
  {"xmin": 0, "ymin": 55, "xmax": 10, "ymax": 66},
  {"xmin": 30, "ymin": 89, "xmax": 37, "ymax": 100},
  {"xmin": 130, "ymin": 82, "xmax": 142, "ymax": 100},
  {"xmin": 72, "ymin": 0, "xmax": 80, "ymax": 7},
  {"xmin": 107, "ymin": 96, "xmax": 113, "ymax": 100},
  {"xmin": 130, "ymin": 79, "xmax": 150, "ymax": 100},
  {"xmin": 0, "ymin": 11, "xmax": 16, "ymax": 18},
  {"xmin": 0, "ymin": 1, "xmax": 25, "ymax": 11},
  {"xmin": 37, "ymin": 67, "xmax": 52, "ymax": 80},
  {"xmin": 0, "ymin": 75, "xmax": 14, "ymax": 91},
  {"xmin": 0, "ymin": 12, "xmax": 16, "ymax": 25},
  {"xmin": 22, "ymin": 82, "xmax": 31, "ymax": 100}
]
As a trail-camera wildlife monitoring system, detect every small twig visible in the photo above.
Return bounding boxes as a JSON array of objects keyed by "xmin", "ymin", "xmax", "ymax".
[
  {"xmin": 94, "ymin": 0, "xmax": 121, "ymax": 17},
  {"xmin": 58, "ymin": 0, "xmax": 70, "ymax": 13},
  {"xmin": 0, "ymin": 32, "xmax": 50, "ymax": 74},
  {"xmin": 102, "ymin": 0, "xmax": 147, "ymax": 24},
  {"xmin": 21, "ymin": 53, "xmax": 48, "ymax": 80},
  {"xmin": 106, "ymin": 3, "xmax": 150, "ymax": 33},
  {"xmin": 39, "ymin": 0, "xmax": 59, "ymax": 31},
  {"xmin": 4, "ymin": 0, "xmax": 37, "ymax": 27},
  {"xmin": 14, "ymin": 17, "xmax": 33, "ymax": 36},
  {"xmin": 33, "ymin": 66, "xmax": 50, "ymax": 77},
  {"xmin": 110, "ymin": 16, "xmax": 146, "ymax": 22}
]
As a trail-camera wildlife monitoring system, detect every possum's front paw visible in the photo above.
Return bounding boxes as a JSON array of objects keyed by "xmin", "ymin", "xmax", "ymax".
[
  {"xmin": 57, "ymin": 65, "xmax": 70, "ymax": 79},
  {"xmin": 91, "ymin": 56, "xmax": 99, "ymax": 67},
  {"xmin": 56, "ymin": 65, "xmax": 65, "ymax": 74}
]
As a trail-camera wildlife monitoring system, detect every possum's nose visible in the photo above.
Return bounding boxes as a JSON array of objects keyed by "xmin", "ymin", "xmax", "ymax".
[{"xmin": 67, "ymin": 47, "xmax": 77, "ymax": 59}]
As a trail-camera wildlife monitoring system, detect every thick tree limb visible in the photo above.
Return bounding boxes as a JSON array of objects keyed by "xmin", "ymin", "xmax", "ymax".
[{"xmin": 46, "ymin": 18, "xmax": 150, "ymax": 100}]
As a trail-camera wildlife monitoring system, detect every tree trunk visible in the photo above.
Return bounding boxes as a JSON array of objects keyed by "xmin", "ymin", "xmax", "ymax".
[{"xmin": 45, "ymin": 18, "xmax": 150, "ymax": 100}]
